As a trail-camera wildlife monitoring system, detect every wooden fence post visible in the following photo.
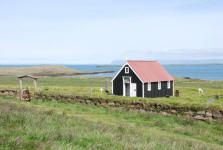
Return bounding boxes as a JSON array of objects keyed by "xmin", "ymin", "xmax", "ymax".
[
  {"xmin": 19, "ymin": 79, "xmax": 23, "ymax": 100},
  {"xmin": 33, "ymin": 79, "xmax": 37, "ymax": 92}
]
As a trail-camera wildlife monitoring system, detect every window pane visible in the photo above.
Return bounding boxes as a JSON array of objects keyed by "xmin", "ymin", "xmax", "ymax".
[
  {"xmin": 124, "ymin": 77, "xmax": 130, "ymax": 83},
  {"xmin": 148, "ymin": 83, "xmax": 151, "ymax": 91},
  {"xmin": 125, "ymin": 67, "xmax": 129, "ymax": 73},
  {"xmin": 167, "ymin": 81, "xmax": 170, "ymax": 89},
  {"xmin": 158, "ymin": 82, "xmax": 161, "ymax": 90}
]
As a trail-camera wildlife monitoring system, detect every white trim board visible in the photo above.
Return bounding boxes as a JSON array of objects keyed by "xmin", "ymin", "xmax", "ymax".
[
  {"xmin": 142, "ymin": 83, "xmax": 144, "ymax": 98},
  {"xmin": 111, "ymin": 63, "xmax": 127, "ymax": 82},
  {"xmin": 111, "ymin": 63, "xmax": 128, "ymax": 82},
  {"xmin": 173, "ymin": 81, "xmax": 175, "ymax": 96},
  {"xmin": 111, "ymin": 62, "xmax": 144, "ymax": 84},
  {"xmin": 112, "ymin": 81, "xmax": 113, "ymax": 94},
  {"xmin": 122, "ymin": 76, "xmax": 132, "ymax": 96}
]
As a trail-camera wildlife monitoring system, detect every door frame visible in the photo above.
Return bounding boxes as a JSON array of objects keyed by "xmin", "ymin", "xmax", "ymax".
[{"xmin": 122, "ymin": 76, "xmax": 132, "ymax": 96}]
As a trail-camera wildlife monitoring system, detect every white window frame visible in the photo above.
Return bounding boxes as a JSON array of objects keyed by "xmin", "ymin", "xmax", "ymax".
[
  {"xmin": 125, "ymin": 67, "xmax": 129, "ymax": 74},
  {"xmin": 167, "ymin": 81, "xmax": 170, "ymax": 89},
  {"xmin": 147, "ymin": 82, "xmax": 151, "ymax": 91},
  {"xmin": 158, "ymin": 82, "xmax": 161, "ymax": 90}
]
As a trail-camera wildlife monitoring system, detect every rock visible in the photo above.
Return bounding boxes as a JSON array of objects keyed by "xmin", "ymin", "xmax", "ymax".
[
  {"xmin": 129, "ymin": 105, "xmax": 136, "ymax": 109},
  {"xmin": 115, "ymin": 103, "xmax": 120, "ymax": 106},
  {"xmin": 207, "ymin": 117, "xmax": 213, "ymax": 121},
  {"xmin": 197, "ymin": 111, "xmax": 205, "ymax": 115},
  {"xmin": 194, "ymin": 115, "xmax": 206, "ymax": 121},
  {"xmin": 9, "ymin": 91, "xmax": 14, "ymax": 95},
  {"xmin": 77, "ymin": 100, "xmax": 83, "ymax": 103},
  {"xmin": 52, "ymin": 99, "xmax": 57, "ymax": 102},
  {"xmin": 212, "ymin": 112, "xmax": 222, "ymax": 119},
  {"xmin": 100, "ymin": 103, "xmax": 107, "ymax": 106},
  {"xmin": 139, "ymin": 109, "xmax": 146, "ymax": 113},
  {"xmin": 206, "ymin": 112, "xmax": 212, "ymax": 117},
  {"xmin": 185, "ymin": 111, "xmax": 194, "ymax": 116},
  {"xmin": 170, "ymin": 110, "xmax": 177, "ymax": 114},
  {"xmin": 161, "ymin": 112, "xmax": 168, "ymax": 116},
  {"xmin": 108, "ymin": 102, "xmax": 115, "ymax": 106},
  {"xmin": 85, "ymin": 100, "xmax": 91, "ymax": 104},
  {"xmin": 186, "ymin": 114, "xmax": 192, "ymax": 120},
  {"xmin": 216, "ymin": 118, "xmax": 223, "ymax": 121}
]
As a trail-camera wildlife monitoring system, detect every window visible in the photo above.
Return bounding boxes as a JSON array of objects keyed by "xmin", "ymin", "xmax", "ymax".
[
  {"xmin": 125, "ymin": 67, "xmax": 129, "ymax": 74},
  {"xmin": 158, "ymin": 82, "xmax": 161, "ymax": 90},
  {"xmin": 123, "ymin": 77, "xmax": 130, "ymax": 83},
  {"xmin": 147, "ymin": 82, "xmax": 151, "ymax": 91},
  {"xmin": 167, "ymin": 81, "xmax": 170, "ymax": 89}
]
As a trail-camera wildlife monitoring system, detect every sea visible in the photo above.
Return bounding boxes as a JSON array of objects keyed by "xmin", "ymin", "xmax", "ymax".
[{"xmin": 1, "ymin": 64, "xmax": 223, "ymax": 81}]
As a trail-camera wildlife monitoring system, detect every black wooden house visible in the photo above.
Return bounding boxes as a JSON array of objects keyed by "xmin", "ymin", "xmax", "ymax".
[{"xmin": 112, "ymin": 60, "xmax": 174, "ymax": 98}]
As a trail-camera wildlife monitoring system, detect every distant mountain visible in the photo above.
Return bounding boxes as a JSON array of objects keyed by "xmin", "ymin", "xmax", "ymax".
[
  {"xmin": 111, "ymin": 59, "xmax": 223, "ymax": 65},
  {"xmin": 159, "ymin": 59, "xmax": 223, "ymax": 65}
]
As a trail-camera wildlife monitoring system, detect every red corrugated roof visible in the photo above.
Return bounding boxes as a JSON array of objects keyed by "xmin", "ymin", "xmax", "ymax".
[{"xmin": 127, "ymin": 60, "xmax": 174, "ymax": 82}]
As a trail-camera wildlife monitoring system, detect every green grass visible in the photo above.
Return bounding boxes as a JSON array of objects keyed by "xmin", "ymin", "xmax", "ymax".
[
  {"xmin": 175, "ymin": 78, "xmax": 223, "ymax": 89},
  {"xmin": 0, "ymin": 76, "xmax": 110, "ymax": 88},
  {"xmin": 1, "ymin": 97, "xmax": 223, "ymax": 150},
  {"xmin": 0, "ymin": 76, "xmax": 223, "ymax": 110}
]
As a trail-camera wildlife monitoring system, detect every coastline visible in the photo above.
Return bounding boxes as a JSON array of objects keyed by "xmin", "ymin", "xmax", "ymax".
[
  {"xmin": 0, "ymin": 64, "xmax": 223, "ymax": 81},
  {"xmin": 0, "ymin": 65, "xmax": 114, "ymax": 77},
  {"xmin": 163, "ymin": 63, "xmax": 223, "ymax": 66},
  {"xmin": 31, "ymin": 70, "xmax": 114, "ymax": 77}
]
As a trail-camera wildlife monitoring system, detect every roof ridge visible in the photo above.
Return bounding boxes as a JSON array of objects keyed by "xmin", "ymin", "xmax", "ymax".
[{"xmin": 126, "ymin": 60, "xmax": 174, "ymax": 82}]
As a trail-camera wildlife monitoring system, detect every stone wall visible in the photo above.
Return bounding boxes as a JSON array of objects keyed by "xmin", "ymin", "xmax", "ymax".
[
  {"xmin": 0, "ymin": 89, "xmax": 17, "ymax": 96},
  {"xmin": 1, "ymin": 90, "xmax": 222, "ymax": 121},
  {"xmin": 34, "ymin": 93, "xmax": 223, "ymax": 122}
]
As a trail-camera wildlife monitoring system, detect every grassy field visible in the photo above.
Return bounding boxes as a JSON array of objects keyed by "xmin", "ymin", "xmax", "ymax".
[
  {"xmin": 0, "ymin": 76, "xmax": 223, "ymax": 110},
  {"xmin": 1, "ymin": 97, "xmax": 223, "ymax": 150}
]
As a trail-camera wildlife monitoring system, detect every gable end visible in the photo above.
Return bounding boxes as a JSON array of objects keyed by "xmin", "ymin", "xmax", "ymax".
[{"xmin": 111, "ymin": 63, "xmax": 143, "ymax": 83}]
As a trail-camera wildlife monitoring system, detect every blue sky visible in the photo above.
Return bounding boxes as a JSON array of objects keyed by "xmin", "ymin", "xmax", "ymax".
[{"xmin": 0, "ymin": 0, "xmax": 223, "ymax": 64}]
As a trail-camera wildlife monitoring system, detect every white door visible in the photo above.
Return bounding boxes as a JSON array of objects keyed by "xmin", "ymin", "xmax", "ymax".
[{"xmin": 130, "ymin": 83, "xmax": 137, "ymax": 97}]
